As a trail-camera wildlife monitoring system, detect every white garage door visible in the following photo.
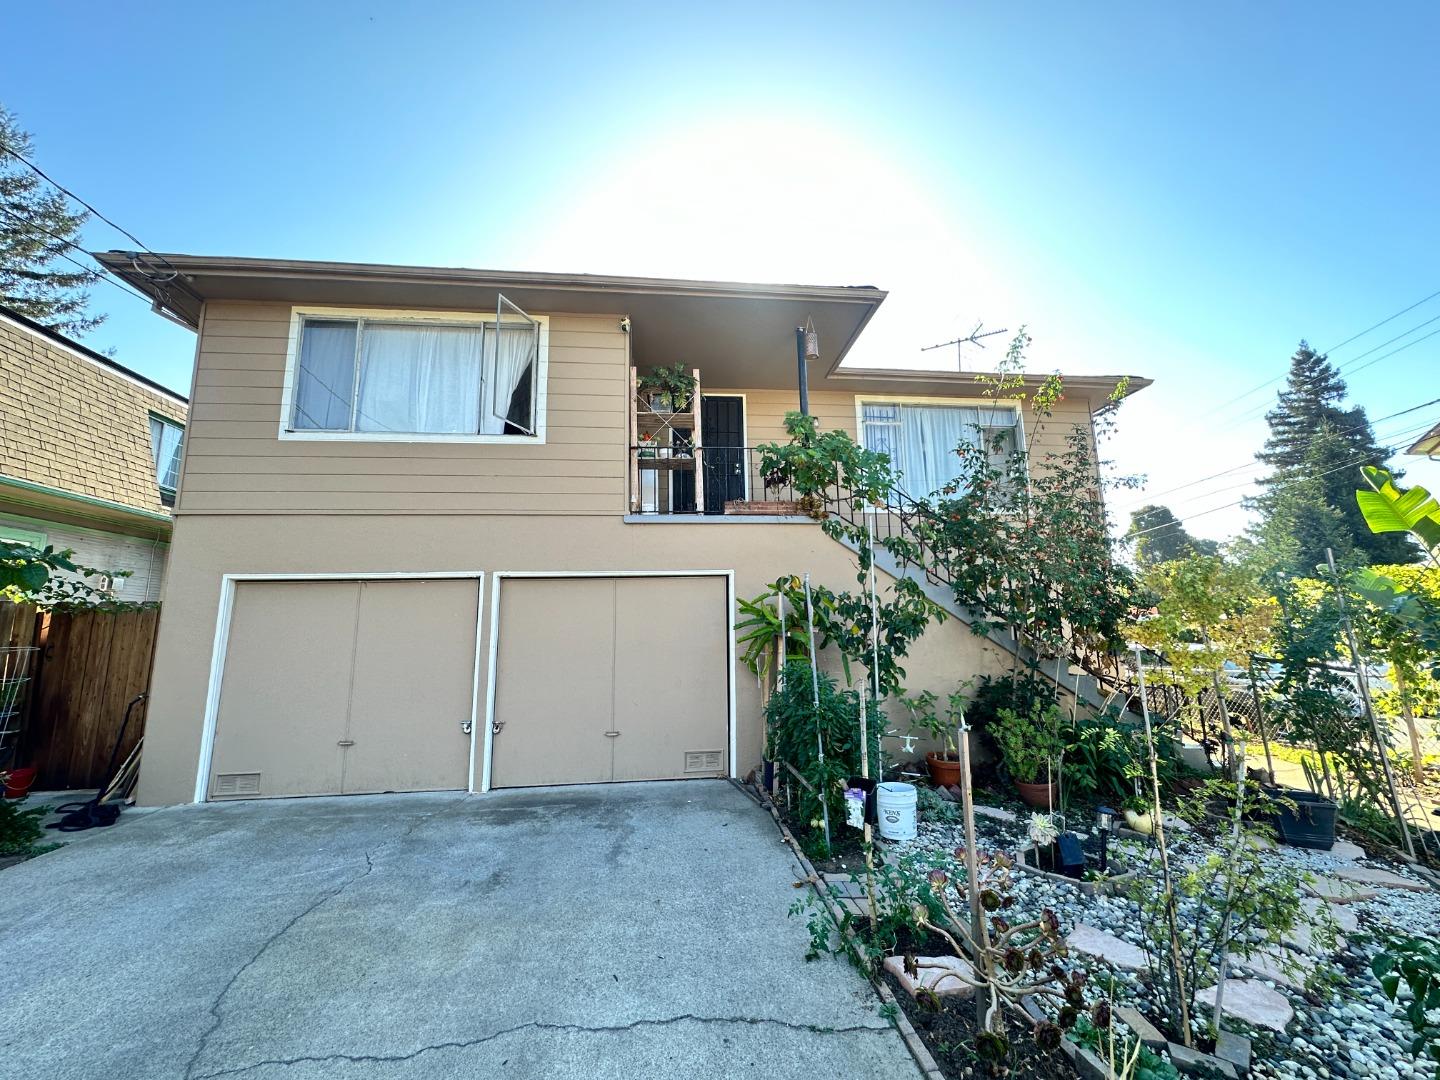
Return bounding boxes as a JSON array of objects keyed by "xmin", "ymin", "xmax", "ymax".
[{"xmin": 488, "ymin": 576, "xmax": 730, "ymax": 788}]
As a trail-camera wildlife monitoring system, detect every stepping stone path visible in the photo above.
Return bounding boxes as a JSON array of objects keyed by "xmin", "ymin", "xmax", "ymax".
[
  {"xmin": 1327, "ymin": 839, "xmax": 1366, "ymax": 863},
  {"xmin": 1333, "ymin": 865, "xmax": 1431, "ymax": 892},
  {"xmin": 1238, "ymin": 945, "xmax": 1306, "ymax": 989},
  {"xmin": 882, "ymin": 954, "xmax": 977, "ymax": 999},
  {"xmin": 972, "ymin": 804, "xmax": 1018, "ymax": 823},
  {"xmin": 1289, "ymin": 896, "xmax": 1353, "ymax": 954},
  {"xmin": 1195, "ymin": 979, "xmax": 1294, "ymax": 1032},
  {"xmin": 1114, "ymin": 1005, "xmax": 1166, "ymax": 1050},
  {"xmin": 1066, "ymin": 923, "xmax": 1147, "ymax": 971},
  {"xmin": 1304, "ymin": 874, "xmax": 1376, "ymax": 904}
]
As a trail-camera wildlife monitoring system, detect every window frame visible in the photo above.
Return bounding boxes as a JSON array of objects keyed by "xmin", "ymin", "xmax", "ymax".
[
  {"xmin": 148, "ymin": 410, "xmax": 186, "ymax": 501},
  {"xmin": 278, "ymin": 305, "xmax": 550, "ymax": 444},
  {"xmin": 853, "ymin": 394, "xmax": 1027, "ymax": 500}
]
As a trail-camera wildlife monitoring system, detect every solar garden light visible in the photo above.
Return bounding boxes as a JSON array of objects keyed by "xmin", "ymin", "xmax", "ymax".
[{"xmin": 1095, "ymin": 805, "xmax": 1117, "ymax": 875}]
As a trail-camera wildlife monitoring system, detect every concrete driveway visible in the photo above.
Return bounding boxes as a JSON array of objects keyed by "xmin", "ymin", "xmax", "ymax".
[{"xmin": 0, "ymin": 780, "xmax": 920, "ymax": 1080}]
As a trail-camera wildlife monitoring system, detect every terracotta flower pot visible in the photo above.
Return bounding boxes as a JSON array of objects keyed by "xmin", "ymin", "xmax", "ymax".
[
  {"xmin": 925, "ymin": 752, "xmax": 963, "ymax": 787},
  {"xmin": 1014, "ymin": 779, "xmax": 1061, "ymax": 810}
]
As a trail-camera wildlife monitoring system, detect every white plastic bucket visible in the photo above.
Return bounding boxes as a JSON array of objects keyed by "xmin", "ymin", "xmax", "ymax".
[{"xmin": 876, "ymin": 782, "xmax": 917, "ymax": 841}]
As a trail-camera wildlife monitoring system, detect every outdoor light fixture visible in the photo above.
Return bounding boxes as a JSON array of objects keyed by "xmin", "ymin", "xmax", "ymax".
[
  {"xmin": 1096, "ymin": 805, "xmax": 1116, "ymax": 875},
  {"xmin": 795, "ymin": 318, "xmax": 819, "ymax": 416}
]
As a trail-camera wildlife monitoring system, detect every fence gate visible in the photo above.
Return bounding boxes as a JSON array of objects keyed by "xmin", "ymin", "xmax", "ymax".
[{"xmin": 0, "ymin": 603, "xmax": 161, "ymax": 791}]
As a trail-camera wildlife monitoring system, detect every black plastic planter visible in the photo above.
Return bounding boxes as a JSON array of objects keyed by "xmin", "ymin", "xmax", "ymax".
[{"xmin": 1269, "ymin": 787, "xmax": 1338, "ymax": 850}]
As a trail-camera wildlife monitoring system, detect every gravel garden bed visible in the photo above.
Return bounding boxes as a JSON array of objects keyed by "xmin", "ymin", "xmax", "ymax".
[{"xmin": 853, "ymin": 784, "xmax": 1440, "ymax": 1080}]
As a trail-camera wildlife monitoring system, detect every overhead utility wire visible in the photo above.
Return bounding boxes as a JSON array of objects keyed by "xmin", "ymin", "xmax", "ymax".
[
  {"xmin": 1121, "ymin": 421, "xmax": 1439, "ymax": 542},
  {"xmin": 0, "ymin": 206, "xmax": 158, "ymax": 309},
  {"xmin": 1208, "ymin": 287, "xmax": 1440, "ymax": 415},
  {"xmin": 1112, "ymin": 396, "xmax": 1440, "ymax": 513}
]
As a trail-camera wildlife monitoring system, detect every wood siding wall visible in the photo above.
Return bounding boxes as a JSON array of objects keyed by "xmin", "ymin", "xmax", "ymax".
[{"xmin": 181, "ymin": 302, "xmax": 630, "ymax": 515}]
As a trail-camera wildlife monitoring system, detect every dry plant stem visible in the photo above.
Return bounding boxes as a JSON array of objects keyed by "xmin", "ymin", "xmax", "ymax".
[
  {"xmin": 802, "ymin": 572, "xmax": 831, "ymax": 852},
  {"xmin": 1135, "ymin": 646, "xmax": 1192, "ymax": 1046},
  {"xmin": 1201, "ymin": 627, "xmax": 1236, "ymax": 775},
  {"xmin": 958, "ymin": 721, "xmax": 987, "ymax": 1030},
  {"xmin": 1325, "ymin": 547, "xmax": 1416, "ymax": 860},
  {"xmin": 1246, "ymin": 659, "xmax": 1278, "ymax": 784}
]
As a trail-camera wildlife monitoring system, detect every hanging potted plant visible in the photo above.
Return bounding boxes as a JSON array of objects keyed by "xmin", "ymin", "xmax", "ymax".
[
  {"xmin": 637, "ymin": 432, "xmax": 658, "ymax": 459},
  {"xmin": 991, "ymin": 702, "xmax": 1065, "ymax": 808},
  {"xmin": 637, "ymin": 364, "xmax": 696, "ymax": 412}
]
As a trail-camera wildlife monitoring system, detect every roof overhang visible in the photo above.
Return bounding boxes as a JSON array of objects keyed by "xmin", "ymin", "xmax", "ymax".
[
  {"xmin": 1407, "ymin": 421, "xmax": 1440, "ymax": 458},
  {"xmin": 93, "ymin": 252, "xmax": 888, "ymax": 387},
  {"xmin": 816, "ymin": 367, "xmax": 1151, "ymax": 407}
]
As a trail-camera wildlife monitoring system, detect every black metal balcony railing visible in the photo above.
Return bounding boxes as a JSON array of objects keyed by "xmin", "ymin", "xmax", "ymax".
[{"xmin": 631, "ymin": 445, "xmax": 801, "ymax": 516}]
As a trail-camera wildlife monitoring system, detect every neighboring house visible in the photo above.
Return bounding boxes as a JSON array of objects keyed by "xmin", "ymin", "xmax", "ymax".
[
  {"xmin": 97, "ymin": 252, "xmax": 1149, "ymax": 805},
  {"xmin": 0, "ymin": 306, "xmax": 188, "ymax": 603},
  {"xmin": 1407, "ymin": 422, "xmax": 1439, "ymax": 459}
]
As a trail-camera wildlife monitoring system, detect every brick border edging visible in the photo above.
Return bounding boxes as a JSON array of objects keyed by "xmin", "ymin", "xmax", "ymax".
[{"xmin": 729, "ymin": 778, "xmax": 947, "ymax": 1080}]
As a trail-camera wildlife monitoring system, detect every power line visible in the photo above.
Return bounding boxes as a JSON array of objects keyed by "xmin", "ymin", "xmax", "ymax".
[
  {"xmin": 1120, "ymin": 418, "xmax": 1438, "ymax": 542},
  {"xmin": 1112, "ymin": 396, "xmax": 1440, "ymax": 514},
  {"xmin": 1208, "ymin": 287, "xmax": 1440, "ymax": 417},
  {"xmin": 0, "ymin": 142, "xmax": 158, "ymax": 259},
  {"xmin": 0, "ymin": 205, "xmax": 158, "ymax": 309}
]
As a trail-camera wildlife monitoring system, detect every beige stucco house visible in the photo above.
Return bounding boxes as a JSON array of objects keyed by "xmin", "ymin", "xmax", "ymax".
[
  {"xmin": 0, "ymin": 305, "xmax": 187, "ymax": 602},
  {"xmin": 97, "ymin": 252, "xmax": 1147, "ymax": 806}
]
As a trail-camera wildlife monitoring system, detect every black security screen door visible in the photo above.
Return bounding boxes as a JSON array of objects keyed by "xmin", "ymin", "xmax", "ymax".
[
  {"xmin": 670, "ymin": 395, "xmax": 745, "ymax": 514},
  {"xmin": 701, "ymin": 396, "xmax": 745, "ymax": 514}
]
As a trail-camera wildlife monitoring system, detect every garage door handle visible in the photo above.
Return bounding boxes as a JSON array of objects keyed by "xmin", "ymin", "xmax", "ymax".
[
  {"xmin": 604, "ymin": 731, "xmax": 620, "ymax": 738},
  {"xmin": 337, "ymin": 739, "xmax": 355, "ymax": 747}
]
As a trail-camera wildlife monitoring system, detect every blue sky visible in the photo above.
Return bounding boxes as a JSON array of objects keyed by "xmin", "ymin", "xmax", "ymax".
[{"xmin": 6, "ymin": 1, "xmax": 1438, "ymax": 540}]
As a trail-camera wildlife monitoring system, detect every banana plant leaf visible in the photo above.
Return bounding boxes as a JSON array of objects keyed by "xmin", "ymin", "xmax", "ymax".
[{"xmin": 1357, "ymin": 466, "xmax": 1440, "ymax": 556}]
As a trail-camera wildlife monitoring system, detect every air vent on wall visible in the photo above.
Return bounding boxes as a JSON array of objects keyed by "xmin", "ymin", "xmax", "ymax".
[
  {"xmin": 684, "ymin": 750, "xmax": 723, "ymax": 775},
  {"xmin": 214, "ymin": 772, "xmax": 261, "ymax": 797}
]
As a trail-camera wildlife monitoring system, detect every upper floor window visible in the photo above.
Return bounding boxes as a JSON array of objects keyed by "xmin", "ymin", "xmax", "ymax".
[
  {"xmin": 859, "ymin": 400, "xmax": 1020, "ymax": 498},
  {"xmin": 287, "ymin": 300, "xmax": 542, "ymax": 440},
  {"xmin": 149, "ymin": 414, "xmax": 184, "ymax": 505}
]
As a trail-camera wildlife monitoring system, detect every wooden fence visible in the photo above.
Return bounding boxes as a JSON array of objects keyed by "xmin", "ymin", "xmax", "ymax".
[{"xmin": 1, "ymin": 601, "xmax": 161, "ymax": 790}]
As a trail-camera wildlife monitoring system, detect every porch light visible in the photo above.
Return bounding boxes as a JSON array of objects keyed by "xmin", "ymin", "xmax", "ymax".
[{"xmin": 796, "ymin": 318, "xmax": 819, "ymax": 416}]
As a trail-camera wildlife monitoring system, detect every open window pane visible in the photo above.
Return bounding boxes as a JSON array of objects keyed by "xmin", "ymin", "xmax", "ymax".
[
  {"xmin": 355, "ymin": 324, "xmax": 483, "ymax": 433},
  {"xmin": 491, "ymin": 293, "xmax": 539, "ymax": 435},
  {"xmin": 294, "ymin": 320, "xmax": 358, "ymax": 430}
]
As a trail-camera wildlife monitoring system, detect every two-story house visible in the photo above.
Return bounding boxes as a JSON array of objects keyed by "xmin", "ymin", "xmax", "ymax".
[
  {"xmin": 98, "ymin": 252, "xmax": 1148, "ymax": 805},
  {"xmin": 0, "ymin": 305, "xmax": 188, "ymax": 603}
]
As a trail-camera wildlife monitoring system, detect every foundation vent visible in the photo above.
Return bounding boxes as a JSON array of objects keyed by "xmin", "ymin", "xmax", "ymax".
[
  {"xmin": 214, "ymin": 772, "xmax": 262, "ymax": 797},
  {"xmin": 684, "ymin": 750, "xmax": 723, "ymax": 775}
]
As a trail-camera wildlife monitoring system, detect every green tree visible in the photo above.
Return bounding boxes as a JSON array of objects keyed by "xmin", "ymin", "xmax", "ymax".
[
  {"xmin": 0, "ymin": 105, "xmax": 102, "ymax": 334},
  {"xmin": 1249, "ymin": 343, "xmax": 1416, "ymax": 571},
  {"xmin": 1126, "ymin": 504, "xmax": 1219, "ymax": 567}
]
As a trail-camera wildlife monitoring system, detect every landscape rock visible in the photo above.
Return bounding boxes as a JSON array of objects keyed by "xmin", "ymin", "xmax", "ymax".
[
  {"xmin": 882, "ymin": 954, "xmax": 977, "ymax": 999},
  {"xmin": 1196, "ymin": 979, "xmax": 1294, "ymax": 1032},
  {"xmin": 1328, "ymin": 839, "xmax": 1366, "ymax": 863},
  {"xmin": 1215, "ymin": 1029, "xmax": 1253, "ymax": 1073},
  {"xmin": 1334, "ymin": 865, "xmax": 1431, "ymax": 893},
  {"xmin": 1066, "ymin": 922, "xmax": 1148, "ymax": 971},
  {"xmin": 1237, "ymin": 945, "xmax": 1306, "ymax": 989},
  {"xmin": 1305, "ymin": 875, "xmax": 1377, "ymax": 904},
  {"xmin": 1115, "ymin": 1005, "xmax": 1166, "ymax": 1050},
  {"xmin": 1169, "ymin": 1040, "xmax": 1239, "ymax": 1079},
  {"xmin": 972, "ymin": 804, "xmax": 1017, "ymax": 823}
]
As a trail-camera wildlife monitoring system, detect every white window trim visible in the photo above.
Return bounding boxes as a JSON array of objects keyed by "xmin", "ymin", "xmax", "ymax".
[
  {"xmin": 277, "ymin": 305, "xmax": 550, "ymax": 444},
  {"xmin": 853, "ymin": 394, "xmax": 1028, "ymax": 502}
]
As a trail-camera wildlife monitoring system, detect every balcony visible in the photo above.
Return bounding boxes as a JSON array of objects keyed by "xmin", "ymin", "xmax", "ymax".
[{"xmin": 630, "ymin": 443, "xmax": 804, "ymax": 517}]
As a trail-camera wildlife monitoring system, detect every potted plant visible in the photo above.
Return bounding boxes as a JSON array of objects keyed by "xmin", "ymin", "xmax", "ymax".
[
  {"xmin": 1121, "ymin": 794, "xmax": 1154, "ymax": 836},
  {"xmin": 991, "ymin": 702, "xmax": 1065, "ymax": 808},
  {"xmin": 637, "ymin": 432, "xmax": 658, "ymax": 459},
  {"xmin": 900, "ymin": 690, "xmax": 964, "ymax": 786},
  {"xmin": 637, "ymin": 364, "xmax": 696, "ymax": 412}
]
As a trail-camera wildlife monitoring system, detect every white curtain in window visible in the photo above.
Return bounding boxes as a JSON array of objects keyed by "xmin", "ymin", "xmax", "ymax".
[
  {"xmin": 862, "ymin": 403, "xmax": 1018, "ymax": 497},
  {"xmin": 484, "ymin": 325, "xmax": 536, "ymax": 434},
  {"xmin": 294, "ymin": 320, "xmax": 358, "ymax": 430},
  {"xmin": 149, "ymin": 416, "xmax": 184, "ymax": 489},
  {"xmin": 355, "ymin": 324, "xmax": 483, "ymax": 433}
]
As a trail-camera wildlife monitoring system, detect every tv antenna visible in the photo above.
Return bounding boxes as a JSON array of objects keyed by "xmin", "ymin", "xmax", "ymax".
[{"xmin": 921, "ymin": 321, "xmax": 1009, "ymax": 372}]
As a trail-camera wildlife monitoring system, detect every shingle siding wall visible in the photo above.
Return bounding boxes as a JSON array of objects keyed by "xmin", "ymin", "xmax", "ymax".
[{"xmin": 0, "ymin": 317, "xmax": 187, "ymax": 514}]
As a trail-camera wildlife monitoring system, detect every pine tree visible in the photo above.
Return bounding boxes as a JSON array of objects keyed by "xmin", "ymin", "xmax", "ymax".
[
  {"xmin": 0, "ymin": 105, "xmax": 102, "ymax": 335},
  {"xmin": 1126, "ymin": 504, "xmax": 1220, "ymax": 567},
  {"xmin": 1250, "ymin": 342, "xmax": 1416, "ymax": 570}
]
